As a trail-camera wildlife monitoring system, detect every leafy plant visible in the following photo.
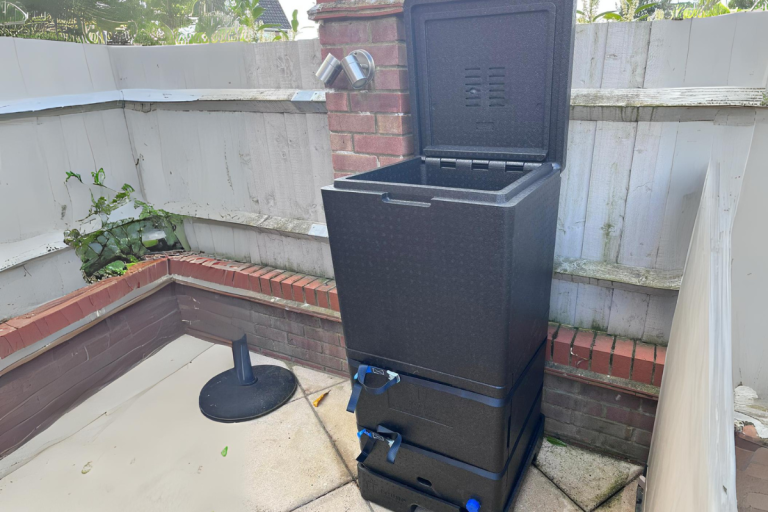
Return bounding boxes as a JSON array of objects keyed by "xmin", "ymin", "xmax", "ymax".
[
  {"xmin": 602, "ymin": 0, "xmax": 659, "ymax": 21},
  {"xmin": 577, "ymin": 0, "xmax": 617, "ymax": 23},
  {"xmin": 65, "ymin": 171, "xmax": 83, "ymax": 183},
  {"xmin": 64, "ymin": 169, "xmax": 187, "ymax": 281}
]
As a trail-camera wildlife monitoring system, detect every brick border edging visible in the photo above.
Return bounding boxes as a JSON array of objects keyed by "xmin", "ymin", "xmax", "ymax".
[
  {"xmin": 0, "ymin": 253, "xmax": 663, "ymax": 390},
  {"xmin": 0, "ymin": 253, "xmax": 663, "ymax": 463},
  {"xmin": 546, "ymin": 325, "xmax": 666, "ymax": 388}
]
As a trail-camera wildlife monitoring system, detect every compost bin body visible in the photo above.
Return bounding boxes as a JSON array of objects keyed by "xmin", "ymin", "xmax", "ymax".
[
  {"xmin": 322, "ymin": 161, "xmax": 559, "ymax": 397},
  {"xmin": 321, "ymin": 0, "xmax": 575, "ymax": 507}
]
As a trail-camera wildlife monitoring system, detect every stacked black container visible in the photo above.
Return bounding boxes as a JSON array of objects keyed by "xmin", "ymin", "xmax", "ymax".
[{"xmin": 322, "ymin": 0, "xmax": 575, "ymax": 510}]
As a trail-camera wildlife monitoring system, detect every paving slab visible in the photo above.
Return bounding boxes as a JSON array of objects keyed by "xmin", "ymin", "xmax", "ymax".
[
  {"xmin": 512, "ymin": 467, "xmax": 582, "ymax": 512},
  {"xmin": 0, "ymin": 335, "xmax": 213, "ymax": 479},
  {"xmin": 293, "ymin": 364, "xmax": 346, "ymax": 396},
  {"xmin": 535, "ymin": 439, "xmax": 643, "ymax": 511},
  {"xmin": 0, "ymin": 340, "xmax": 350, "ymax": 512},
  {"xmin": 294, "ymin": 482, "xmax": 371, "ymax": 512},
  {"xmin": 594, "ymin": 478, "xmax": 639, "ymax": 512},
  {"xmin": 309, "ymin": 380, "xmax": 360, "ymax": 477}
]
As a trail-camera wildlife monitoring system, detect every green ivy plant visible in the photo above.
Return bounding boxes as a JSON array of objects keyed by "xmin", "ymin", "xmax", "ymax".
[{"xmin": 63, "ymin": 169, "xmax": 187, "ymax": 282}]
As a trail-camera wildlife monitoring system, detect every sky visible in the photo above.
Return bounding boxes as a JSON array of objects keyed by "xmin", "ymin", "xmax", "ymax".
[{"xmin": 279, "ymin": 0, "xmax": 319, "ymax": 39}]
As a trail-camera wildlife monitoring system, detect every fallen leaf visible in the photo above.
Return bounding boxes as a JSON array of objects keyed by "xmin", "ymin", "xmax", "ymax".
[
  {"xmin": 221, "ymin": 446, "xmax": 228, "ymax": 457},
  {"xmin": 546, "ymin": 436, "xmax": 567, "ymax": 447},
  {"xmin": 312, "ymin": 391, "xmax": 330, "ymax": 408}
]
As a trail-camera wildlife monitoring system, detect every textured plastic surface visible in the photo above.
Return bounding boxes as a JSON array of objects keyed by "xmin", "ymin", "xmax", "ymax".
[
  {"xmin": 323, "ymin": 165, "xmax": 560, "ymax": 397},
  {"xmin": 359, "ymin": 465, "xmax": 462, "ymax": 512},
  {"xmin": 404, "ymin": 0, "xmax": 575, "ymax": 164},
  {"xmin": 350, "ymin": 342, "xmax": 545, "ymax": 472},
  {"xmin": 358, "ymin": 397, "xmax": 543, "ymax": 512}
]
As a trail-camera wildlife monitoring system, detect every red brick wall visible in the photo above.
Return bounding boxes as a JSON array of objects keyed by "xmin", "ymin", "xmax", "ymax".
[
  {"xmin": 178, "ymin": 285, "xmax": 348, "ymax": 377},
  {"xmin": 543, "ymin": 373, "xmax": 656, "ymax": 463},
  {"xmin": 0, "ymin": 286, "xmax": 182, "ymax": 459},
  {"xmin": 318, "ymin": 15, "xmax": 414, "ymax": 177}
]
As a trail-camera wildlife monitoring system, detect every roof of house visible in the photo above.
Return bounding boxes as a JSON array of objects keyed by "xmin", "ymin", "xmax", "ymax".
[{"xmin": 259, "ymin": 0, "xmax": 291, "ymax": 30}]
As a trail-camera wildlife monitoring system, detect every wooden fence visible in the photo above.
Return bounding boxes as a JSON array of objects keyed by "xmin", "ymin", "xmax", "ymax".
[{"xmin": 2, "ymin": 14, "xmax": 768, "ymax": 343}]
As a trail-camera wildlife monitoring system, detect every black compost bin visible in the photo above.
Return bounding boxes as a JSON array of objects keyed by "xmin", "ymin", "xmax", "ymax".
[{"xmin": 322, "ymin": 0, "xmax": 575, "ymax": 508}]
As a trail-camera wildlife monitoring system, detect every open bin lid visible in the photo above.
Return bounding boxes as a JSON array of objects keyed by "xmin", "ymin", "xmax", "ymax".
[{"xmin": 403, "ymin": 0, "xmax": 575, "ymax": 166}]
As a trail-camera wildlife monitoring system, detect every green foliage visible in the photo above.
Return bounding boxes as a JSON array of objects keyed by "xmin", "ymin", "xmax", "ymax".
[
  {"xmin": 63, "ymin": 168, "xmax": 186, "ymax": 281},
  {"xmin": 91, "ymin": 167, "xmax": 106, "ymax": 186},
  {"xmin": 65, "ymin": 171, "xmax": 83, "ymax": 183},
  {"xmin": 1, "ymin": 0, "xmax": 290, "ymax": 44},
  {"xmin": 579, "ymin": 0, "xmax": 756, "ymax": 21}
]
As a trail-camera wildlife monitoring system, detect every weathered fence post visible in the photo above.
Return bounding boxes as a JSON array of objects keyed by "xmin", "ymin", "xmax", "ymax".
[{"xmin": 309, "ymin": 0, "xmax": 414, "ymax": 178}]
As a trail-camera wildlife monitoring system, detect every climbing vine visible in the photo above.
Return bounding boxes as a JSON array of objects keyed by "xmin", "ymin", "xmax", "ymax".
[{"xmin": 63, "ymin": 169, "xmax": 188, "ymax": 282}]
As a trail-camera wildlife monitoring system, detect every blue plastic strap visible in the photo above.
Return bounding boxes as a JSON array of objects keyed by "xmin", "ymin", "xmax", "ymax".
[
  {"xmin": 355, "ymin": 425, "xmax": 402, "ymax": 464},
  {"xmin": 346, "ymin": 364, "xmax": 401, "ymax": 413}
]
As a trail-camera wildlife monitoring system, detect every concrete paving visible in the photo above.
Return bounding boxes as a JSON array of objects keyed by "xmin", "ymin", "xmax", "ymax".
[
  {"xmin": 513, "ymin": 467, "xmax": 582, "ymax": 511},
  {"xmin": 535, "ymin": 439, "xmax": 644, "ymax": 511},
  {"xmin": 0, "ymin": 337, "xmax": 644, "ymax": 512},
  {"xmin": 309, "ymin": 380, "xmax": 360, "ymax": 478},
  {"xmin": 593, "ymin": 478, "xmax": 639, "ymax": 512}
]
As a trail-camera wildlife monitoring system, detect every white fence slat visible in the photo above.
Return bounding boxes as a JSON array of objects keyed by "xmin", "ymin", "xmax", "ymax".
[
  {"xmin": 643, "ymin": 19, "xmax": 691, "ymax": 88},
  {"xmin": 263, "ymin": 112, "xmax": 305, "ymax": 220},
  {"xmin": 0, "ymin": 249, "xmax": 85, "ymax": 321},
  {"xmin": 155, "ymin": 111, "xmax": 198, "ymax": 205},
  {"xmin": 600, "ymin": 22, "xmax": 651, "ymax": 89},
  {"xmin": 192, "ymin": 221, "xmax": 216, "ymax": 254},
  {"xmin": 193, "ymin": 43, "xmax": 248, "ymax": 89},
  {"xmin": 581, "ymin": 122, "xmax": 637, "ymax": 263},
  {"xmin": 284, "ymin": 113, "xmax": 321, "ymax": 222},
  {"xmin": 276, "ymin": 41, "xmax": 305, "ymax": 90},
  {"xmin": 606, "ymin": 288, "xmax": 650, "ymax": 339},
  {"xmin": 573, "ymin": 283, "xmax": 613, "ymax": 332},
  {"xmin": 643, "ymin": 294, "xmax": 677, "ymax": 343},
  {"xmin": 14, "ymin": 39, "xmax": 93, "ymax": 97},
  {"xmin": 107, "ymin": 46, "xmax": 147, "ymax": 88},
  {"xmin": 35, "ymin": 117, "xmax": 77, "ymax": 229},
  {"xmin": 550, "ymin": 280, "xmax": 578, "ymax": 326},
  {"xmin": 0, "ymin": 120, "xmax": 55, "ymax": 242},
  {"xmin": 83, "ymin": 45, "xmax": 117, "ymax": 92},
  {"xmin": 210, "ymin": 224, "xmax": 237, "ymax": 259},
  {"xmin": 182, "ymin": 218, "xmax": 199, "ymax": 250},
  {"xmin": 304, "ymin": 113, "xmax": 335, "ymax": 222},
  {"xmin": 0, "ymin": 39, "xmax": 27, "ymax": 101},
  {"xmin": 556, "ymin": 120, "xmax": 597, "ymax": 259},
  {"xmin": 230, "ymin": 225, "xmax": 253, "ymax": 262},
  {"xmin": 87, "ymin": 110, "xmax": 143, "ymax": 199},
  {"xmin": 684, "ymin": 15, "xmax": 738, "ymax": 86},
  {"xmin": 728, "ymin": 12, "xmax": 768, "ymax": 87},
  {"xmin": 618, "ymin": 122, "xmax": 678, "ymax": 268},
  {"xmin": 244, "ymin": 113, "xmax": 280, "ymax": 214},
  {"xmin": 654, "ymin": 121, "xmax": 715, "ymax": 270},
  {"xmin": 571, "ymin": 23, "xmax": 608, "ymax": 88},
  {"xmin": 298, "ymin": 39, "xmax": 324, "ymax": 89},
  {"xmin": 124, "ymin": 111, "xmax": 168, "ymax": 204}
]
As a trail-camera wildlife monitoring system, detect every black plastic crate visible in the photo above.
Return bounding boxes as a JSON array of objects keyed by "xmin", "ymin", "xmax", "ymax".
[
  {"xmin": 349, "ymin": 342, "xmax": 545, "ymax": 473},
  {"xmin": 323, "ymin": 0, "xmax": 574, "ymax": 394},
  {"xmin": 323, "ymin": 164, "xmax": 560, "ymax": 397},
  {"xmin": 357, "ymin": 391, "xmax": 543, "ymax": 512}
]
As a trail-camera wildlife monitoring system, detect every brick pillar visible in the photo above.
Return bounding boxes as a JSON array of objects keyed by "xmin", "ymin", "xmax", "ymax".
[{"xmin": 309, "ymin": 0, "xmax": 414, "ymax": 178}]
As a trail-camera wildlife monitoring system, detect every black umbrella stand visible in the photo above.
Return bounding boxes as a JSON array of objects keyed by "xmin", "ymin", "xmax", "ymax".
[{"xmin": 199, "ymin": 335, "xmax": 297, "ymax": 423}]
